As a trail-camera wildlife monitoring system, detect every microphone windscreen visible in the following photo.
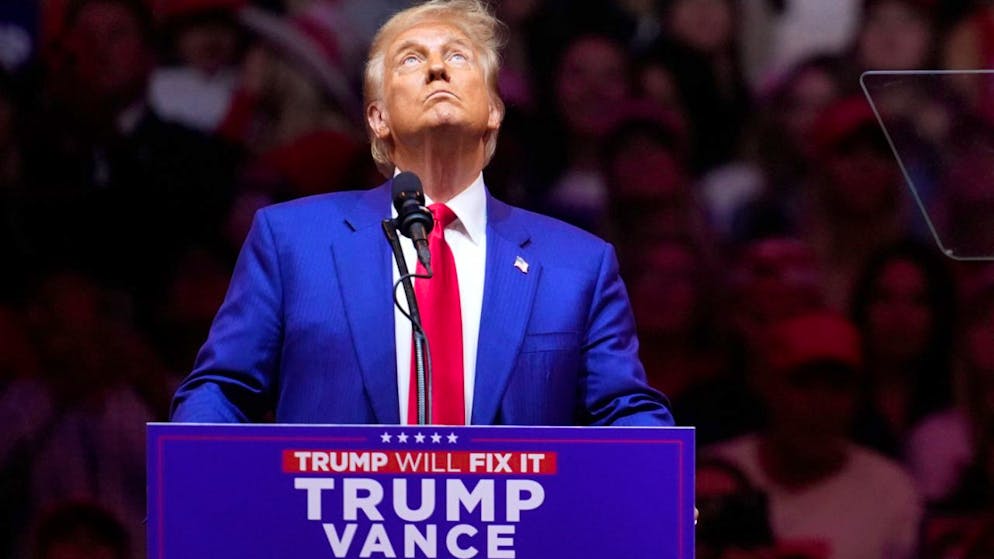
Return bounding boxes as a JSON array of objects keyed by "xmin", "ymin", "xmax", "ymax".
[{"xmin": 392, "ymin": 172, "xmax": 424, "ymax": 212}]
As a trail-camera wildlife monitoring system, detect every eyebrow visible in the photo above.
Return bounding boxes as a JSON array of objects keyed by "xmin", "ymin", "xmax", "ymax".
[{"xmin": 391, "ymin": 37, "xmax": 476, "ymax": 58}]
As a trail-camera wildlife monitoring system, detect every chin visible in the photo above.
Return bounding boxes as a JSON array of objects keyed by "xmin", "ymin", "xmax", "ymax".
[{"xmin": 426, "ymin": 106, "xmax": 467, "ymax": 125}]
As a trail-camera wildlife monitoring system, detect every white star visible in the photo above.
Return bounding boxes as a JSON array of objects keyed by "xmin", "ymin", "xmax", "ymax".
[
  {"xmin": 447, "ymin": 432, "xmax": 458, "ymax": 444},
  {"xmin": 397, "ymin": 432, "xmax": 409, "ymax": 443},
  {"xmin": 380, "ymin": 432, "xmax": 392, "ymax": 443},
  {"xmin": 414, "ymin": 432, "xmax": 426, "ymax": 443},
  {"xmin": 430, "ymin": 432, "xmax": 442, "ymax": 443}
]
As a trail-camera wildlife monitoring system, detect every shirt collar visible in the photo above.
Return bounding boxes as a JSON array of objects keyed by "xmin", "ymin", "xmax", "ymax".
[{"xmin": 393, "ymin": 170, "xmax": 487, "ymax": 246}]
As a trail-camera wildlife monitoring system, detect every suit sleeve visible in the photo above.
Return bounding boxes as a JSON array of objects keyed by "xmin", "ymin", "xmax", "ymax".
[
  {"xmin": 170, "ymin": 210, "xmax": 284, "ymax": 422},
  {"xmin": 579, "ymin": 243, "xmax": 675, "ymax": 426}
]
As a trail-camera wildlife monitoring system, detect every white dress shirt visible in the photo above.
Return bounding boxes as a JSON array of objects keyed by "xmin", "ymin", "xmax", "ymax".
[{"xmin": 393, "ymin": 173, "xmax": 488, "ymax": 424}]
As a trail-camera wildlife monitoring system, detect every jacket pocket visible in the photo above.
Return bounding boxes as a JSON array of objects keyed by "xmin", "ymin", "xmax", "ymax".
[{"xmin": 519, "ymin": 331, "xmax": 580, "ymax": 353}]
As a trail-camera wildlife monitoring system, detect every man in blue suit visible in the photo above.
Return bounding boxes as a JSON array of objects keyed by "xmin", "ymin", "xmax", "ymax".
[{"xmin": 170, "ymin": 0, "xmax": 673, "ymax": 427}]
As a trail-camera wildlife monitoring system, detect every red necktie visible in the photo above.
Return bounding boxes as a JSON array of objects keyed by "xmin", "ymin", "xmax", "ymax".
[{"xmin": 408, "ymin": 204, "xmax": 465, "ymax": 425}]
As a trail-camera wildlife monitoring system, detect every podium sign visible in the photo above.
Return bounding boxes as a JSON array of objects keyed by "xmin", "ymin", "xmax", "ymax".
[{"xmin": 148, "ymin": 424, "xmax": 694, "ymax": 558}]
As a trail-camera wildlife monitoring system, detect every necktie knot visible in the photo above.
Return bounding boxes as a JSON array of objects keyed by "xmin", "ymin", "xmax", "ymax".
[{"xmin": 430, "ymin": 203, "xmax": 457, "ymax": 231}]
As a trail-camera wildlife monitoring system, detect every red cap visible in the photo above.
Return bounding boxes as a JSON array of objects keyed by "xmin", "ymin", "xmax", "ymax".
[
  {"xmin": 765, "ymin": 312, "xmax": 863, "ymax": 373},
  {"xmin": 258, "ymin": 130, "xmax": 361, "ymax": 196},
  {"xmin": 863, "ymin": 0, "xmax": 937, "ymax": 17},
  {"xmin": 810, "ymin": 96, "xmax": 879, "ymax": 158},
  {"xmin": 154, "ymin": 0, "xmax": 244, "ymax": 19}
]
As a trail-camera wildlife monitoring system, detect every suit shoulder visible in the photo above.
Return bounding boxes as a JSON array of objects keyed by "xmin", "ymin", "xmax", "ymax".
[
  {"xmin": 259, "ymin": 190, "xmax": 368, "ymax": 222},
  {"xmin": 503, "ymin": 204, "xmax": 610, "ymax": 254}
]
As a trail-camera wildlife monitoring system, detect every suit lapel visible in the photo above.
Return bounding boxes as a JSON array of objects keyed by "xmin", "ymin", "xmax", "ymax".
[
  {"xmin": 472, "ymin": 196, "xmax": 539, "ymax": 424},
  {"xmin": 333, "ymin": 183, "xmax": 400, "ymax": 424}
]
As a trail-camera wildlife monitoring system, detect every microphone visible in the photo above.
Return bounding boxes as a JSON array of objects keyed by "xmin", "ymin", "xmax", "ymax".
[{"xmin": 391, "ymin": 172, "xmax": 434, "ymax": 269}]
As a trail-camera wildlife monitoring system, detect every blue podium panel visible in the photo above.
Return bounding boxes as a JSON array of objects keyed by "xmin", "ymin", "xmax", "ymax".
[{"xmin": 148, "ymin": 424, "xmax": 694, "ymax": 559}]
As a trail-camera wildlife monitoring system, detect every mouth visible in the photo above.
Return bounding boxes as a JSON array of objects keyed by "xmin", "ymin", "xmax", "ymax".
[{"xmin": 426, "ymin": 90, "xmax": 458, "ymax": 101}]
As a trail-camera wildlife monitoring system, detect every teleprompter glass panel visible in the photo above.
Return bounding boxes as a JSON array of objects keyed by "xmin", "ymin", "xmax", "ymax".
[{"xmin": 862, "ymin": 70, "xmax": 994, "ymax": 260}]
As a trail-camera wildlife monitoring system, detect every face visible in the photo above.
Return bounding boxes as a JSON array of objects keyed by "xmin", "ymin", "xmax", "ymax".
[
  {"xmin": 630, "ymin": 243, "xmax": 700, "ymax": 336},
  {"xmin": 737, "ymin": 240, "xmax": 821, "ymax": 329},
  {"xmin": 555, "ymin": 36, "xmax": 629, "ymax": 138},
  {"xmin": 611, "ymin": 136, "xmax": 686, "ymax": 201},
  {"xmin": 782, "ymin": 67, "xmax": 839, "ymax": 148},
  {"xmin": 866, "ymin": 259, "xmax": 932, "ymax": 363},
  {"xmin": 367, "ymin": 21, "xmax": 501, "ymax": 152},
  {"xmin": 176, "ymin": 21, "xmax": 239, "ymax": 75},
  {"xmin": 63, "ymin": 1, "xmax": 152, "ymax": 105},
  {"xmin": 668, "ymin": 0, "xmax": 733, "ymax": 53},
  {"xmin": 638, "ymin": 64, "xmax": 681, "ymax": 112},
  {"xmin": 859, "ymin": 0, "xmax": 932, "ymax": 70},
  {"xmin": 824, "ymin": 139, "xmax": 900, "ymax": 217},
  {"xmin": 763, "ymin": 362, "xmax": 858, "ymax": 450}
]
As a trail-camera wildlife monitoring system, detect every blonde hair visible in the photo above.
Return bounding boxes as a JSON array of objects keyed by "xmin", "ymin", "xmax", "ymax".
[{"xmin": 364, "ymin": 0, "xmax": 506, "ymax": 176}]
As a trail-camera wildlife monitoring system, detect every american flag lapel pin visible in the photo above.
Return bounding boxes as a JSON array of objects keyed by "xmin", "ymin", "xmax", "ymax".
[{"xmin": 514, "ymin": 256, "xmax": 529, "ymax": 274}]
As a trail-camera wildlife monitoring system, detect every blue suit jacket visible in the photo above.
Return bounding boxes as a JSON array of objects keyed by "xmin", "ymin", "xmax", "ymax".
[{"xmin": 170, "ymin": 182, "xmax": 673, "ymax": 426}]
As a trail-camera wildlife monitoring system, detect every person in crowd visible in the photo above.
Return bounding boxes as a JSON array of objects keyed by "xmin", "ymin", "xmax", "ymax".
[
  {"xmin": 32, "ymin": 502, "xmax": 130, "ymax": 559},
  {"xmin": 171, "ymin": 0, "xmax": 673, "ymax": 427},
  {"xmin": 737, "ymin": 0, "xmax": 860, "ymax": 91},
  {"xmin": 217, "ymin": 4, "xmax": 371, "ymax": 208},
  {"xmin": 706, "ymin": 311, "xmax": 923, "ymax": 559},
  {"xmin": 493, "ymin": 0, "xmax": 541, "ymax": 111},
  {"xmin": 728, "ymin": 237, "xmax": 825, "ymax": 350},
  {"xmin": 850, "ymin": 0, "xmax": 949, "ymax": 204},
  {"xmin": 602, "ymin": 104, "xmax": 699, "ymax": 247},
  {"xmin": 25, "ymin": 270, "xmax": 168, "ymax": 553},
  {"xmin": 479, "ymin": 0, "xmax": 543, "ymax": 204},
  {"xmin": 718, "ymin": 54, "xmax": 845, "ymax": 243},
  {"xmin": 0, "ymin": 305, "xmax": 46, "ymax": 559},
  {"xmin": 848, "ymin": 240, "xmax": 957, "ymax": 457},
  {"xmin": 633, "ymin": 50, "xmax": 684, "ymax": 118},
  {"xmin": 148, "ymin": 0, "xmax": 245, "ymax": 132},
  {"xmin": 147, "ymin": 247, "xmax": 232, "ymax": 378},
  {"xmin": 643, "ymin": 0, "xmax": 751, "ymax": 174},
  {"xmin": 907, "ymin": 266, "xmax": 994, "ymax": 505},
  {"xmin": 930, "ymin": 119, "xmax": 994, "ymax": 259},
  {"xmin": 945, "ymin": 0, "xmax": 994, "ymax": 122},
  {"xmin": 800, "ymin": 96, "xmax": 911, "ymax": 310},
  {"xmin": 537, "ymin": 32, "xmax": 632, "ymax": 230},
  {"xmin": 681, "ymin": 236, "xmax": 823, "ymax": 446},
  {"xmin": 695, "ymin": 456, "xmax": 774, "ymax": 559},
  {"xmin": 907, "ymin": 265, "xmax": 994, "ymax": 558},
  {"xmin": 27, "ymin": 0, "xmax": 238, "ymax": 289},
  {"xmin": 854, "ymin": 0, "xmax": 937, "ymax": 75},
  {"xmin": 624, "ymin": 236, "xmax": 724, "ymax": 407}
]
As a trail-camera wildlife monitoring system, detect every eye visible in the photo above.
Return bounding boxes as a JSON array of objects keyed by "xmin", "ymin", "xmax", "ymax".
[
  {"xmin": 449, "ymin": 52, "xmax": 468, "ymax": 63},
  {"xmin": 401, "ymin": 54, "xmax": 420, "ymax": 66}
]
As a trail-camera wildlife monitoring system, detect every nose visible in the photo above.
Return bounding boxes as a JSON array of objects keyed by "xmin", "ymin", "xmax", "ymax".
[{"xmin": 426, "ymin": 53, "xmax": 449, "ymax": 83}]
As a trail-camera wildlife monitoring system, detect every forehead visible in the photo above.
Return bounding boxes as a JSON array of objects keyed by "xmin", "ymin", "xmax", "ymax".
[
  {"xmin": 387, "ymin": 20, "xmax": 476, "ymax": 54},
  {"xmin": 71, "ymin": 1, "xmax": 141, "ymax": 33},
  {"xmin": 75, "ymin": 1, "xmax": 134, "ymax": 21}
]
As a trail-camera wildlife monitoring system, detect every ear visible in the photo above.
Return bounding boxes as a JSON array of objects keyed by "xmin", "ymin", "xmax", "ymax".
[
  {"xmin": 487, "ymin": 99, "xmax": 503, "ymax": 132},
  {"xmin": 366, "ymin": 102, "xmax": 392, "ymax": 140}
]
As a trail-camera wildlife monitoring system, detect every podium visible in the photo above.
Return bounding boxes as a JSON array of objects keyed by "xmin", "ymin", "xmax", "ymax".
[{"xmin": 147, "ymin": 424, "xmax": 694, "ymax": 558}]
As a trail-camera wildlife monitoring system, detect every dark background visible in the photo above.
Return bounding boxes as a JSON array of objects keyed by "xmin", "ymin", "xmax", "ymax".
[{"xmin": 4, "ymin": 0, "xmax": 994, "ymax": 558}]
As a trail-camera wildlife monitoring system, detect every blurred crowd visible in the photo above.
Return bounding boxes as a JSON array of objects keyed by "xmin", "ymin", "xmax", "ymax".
[{"xmin": 3, "ymin": 0, "xmax": 994, "ymax": 557}]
